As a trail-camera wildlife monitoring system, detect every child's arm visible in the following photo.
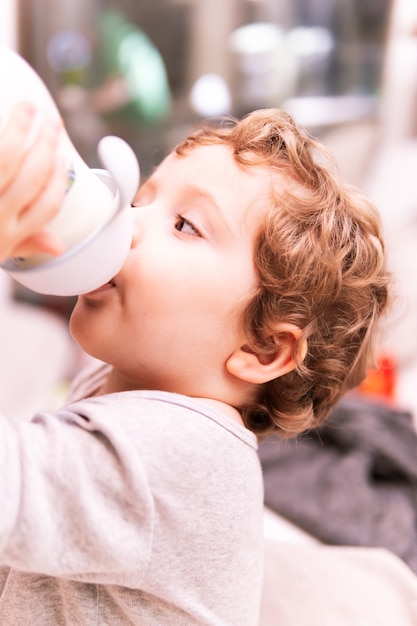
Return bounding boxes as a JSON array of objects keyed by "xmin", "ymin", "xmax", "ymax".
[
  {"xmin": 0, "ymin": 103, "xmax": 67, "ymax": 263},
  {"xmin": 0, "ymin": 400, "xmax": 154, "ymax": 587}
]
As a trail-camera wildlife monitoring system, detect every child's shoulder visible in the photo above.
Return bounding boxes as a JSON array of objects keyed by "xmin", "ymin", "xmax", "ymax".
[
  {"xmin": 66, "ymin": 359, "xmax": 111, "ymax": 403},
  {"xmin": 66, "ymin": 362, "xmax": 257, "ymax": 448}
]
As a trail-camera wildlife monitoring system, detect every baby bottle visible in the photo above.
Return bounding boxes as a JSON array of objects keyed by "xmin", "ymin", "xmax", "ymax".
[{"xmin": 0, "ymin": 47, "xmax": 140, "ymax": 296}]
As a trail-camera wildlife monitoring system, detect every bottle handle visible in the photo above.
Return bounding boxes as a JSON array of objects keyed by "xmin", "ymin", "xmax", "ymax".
[{"xmin": 97, "ymin": 135, "xmax": 140, "ymax": 213}]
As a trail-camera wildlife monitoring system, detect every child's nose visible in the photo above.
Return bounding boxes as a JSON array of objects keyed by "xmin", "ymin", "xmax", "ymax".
[
  {"xmin": 130, "ymin": 213, "xmax": 140, "ymax": 248},
  {"xmin": 130, "ymin": 205, "xmax": 147, "ymax": 248}
]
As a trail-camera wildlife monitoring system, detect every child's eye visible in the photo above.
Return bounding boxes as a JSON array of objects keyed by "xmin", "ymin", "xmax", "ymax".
[{"xmin": 174, "ymin": 214, "xmax": 201, "ymax": 237}]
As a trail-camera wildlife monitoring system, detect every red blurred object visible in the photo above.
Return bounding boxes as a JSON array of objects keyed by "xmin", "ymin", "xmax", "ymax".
[{"xmin": 359, "ymin": 354, "xmax": 397, "ymax": 402}]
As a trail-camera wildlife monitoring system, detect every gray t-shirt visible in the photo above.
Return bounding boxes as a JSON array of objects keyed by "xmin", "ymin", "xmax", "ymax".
[{"xmin": 0, "ymin": 365, "xmax": 264, "ymax": 625}]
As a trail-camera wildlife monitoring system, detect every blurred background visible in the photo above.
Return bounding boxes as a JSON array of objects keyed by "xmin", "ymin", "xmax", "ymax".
[
  {"xmin": 2, "ymin": 0, "xmax": 392, "ymax": 176},
  {"xmin": 1, "ymin": 0, "xmax": 417, "ymax": 422}
]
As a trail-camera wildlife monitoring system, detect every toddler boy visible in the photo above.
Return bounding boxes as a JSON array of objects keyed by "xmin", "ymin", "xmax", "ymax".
[{"xmin": 0, "ymin": 104, "xmax": 390, "ymax": 625}]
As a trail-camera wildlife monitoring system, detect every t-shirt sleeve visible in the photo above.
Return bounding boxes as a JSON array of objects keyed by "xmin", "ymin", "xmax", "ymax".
[{"xmin": 0, "ymin": 400, "xmax": 154, "ymax": 587}]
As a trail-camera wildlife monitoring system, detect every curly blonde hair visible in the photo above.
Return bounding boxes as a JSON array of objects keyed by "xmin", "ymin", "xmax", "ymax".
[{"xmin": 176, "ymin": 109, "xmax": 391, "ymax": 438}]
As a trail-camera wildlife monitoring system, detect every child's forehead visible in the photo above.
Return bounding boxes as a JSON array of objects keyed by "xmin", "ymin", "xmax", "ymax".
[
  {"xmin": 166, "ymin": 145, "xmax": 277, "ymax": 196},
  {"xmin": 143, "ymin": 143, "xmax": 276, "ymax": 221},
  {"xmin": 161, "ymin": 142, "xmax": 279, "ymax": 182}
]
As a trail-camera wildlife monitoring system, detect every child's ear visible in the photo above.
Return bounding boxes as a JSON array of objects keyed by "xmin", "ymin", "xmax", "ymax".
[{"xmin": 226, "ymin": 323, "xmax": 307, "ymax": 385}]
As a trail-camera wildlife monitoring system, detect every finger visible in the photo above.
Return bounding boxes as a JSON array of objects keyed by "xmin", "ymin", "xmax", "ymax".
[
  {"xmin": 0, "ymin": 102, "xmax": 36, "ymax": 194},
  {"xmin": 19, "ymin": 154, "xmax": 68, "ymax": 234},
  {"xmin": 12, "ymin": 230, "xmax": 66, "ymax": 258},
  {"xmin": 0, "ymin": 155, "xmax": 67, "ymax": 262},
  {"xmin": 5, "ymin": 117, "xmax": 63, "ymax": 213}
]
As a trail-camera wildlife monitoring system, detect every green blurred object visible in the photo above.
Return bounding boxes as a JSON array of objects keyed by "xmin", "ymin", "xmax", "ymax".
[{"xmin": 98, "ymin": 9, "xmax": 171, "ymax": 125}]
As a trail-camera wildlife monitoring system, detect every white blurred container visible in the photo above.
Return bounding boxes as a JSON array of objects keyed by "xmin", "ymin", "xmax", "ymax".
[{"xmin": 0, "ymin": 47, "xmax": 139, "ymax": 296}]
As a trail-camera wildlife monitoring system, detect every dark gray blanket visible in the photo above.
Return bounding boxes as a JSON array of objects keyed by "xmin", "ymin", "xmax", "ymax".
[{"xmin": 259, "ymin": 395, "xmax": 417, "ymax": 573}]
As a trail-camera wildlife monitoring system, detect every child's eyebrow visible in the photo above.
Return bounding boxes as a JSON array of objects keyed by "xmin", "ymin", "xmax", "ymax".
[{"xmin": 185, "ymin": 184, "xmax": 232, "ymax": 235}]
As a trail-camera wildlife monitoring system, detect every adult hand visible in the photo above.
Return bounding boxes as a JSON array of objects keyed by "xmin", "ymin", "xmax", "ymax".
[{"xmin": 0, "ymin": 102, "xmax": 67, "ymax": 263}]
